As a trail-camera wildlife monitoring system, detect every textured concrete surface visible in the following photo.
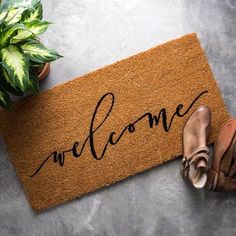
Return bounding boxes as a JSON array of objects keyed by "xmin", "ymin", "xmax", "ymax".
[{"xmin": 0, "ymin": 0, "xmax": 236, "ymax": 235}]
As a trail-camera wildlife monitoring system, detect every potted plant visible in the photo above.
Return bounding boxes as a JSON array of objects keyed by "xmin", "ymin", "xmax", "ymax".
[{"xmin": 0, "ymin": 0, "xmax": 62, "ymax": 110}]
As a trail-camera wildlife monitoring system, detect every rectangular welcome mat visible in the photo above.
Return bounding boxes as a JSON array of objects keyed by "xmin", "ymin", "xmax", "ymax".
[{"xmin": 0, "ymin": 33, "xmax": 229, "ymax": 211}]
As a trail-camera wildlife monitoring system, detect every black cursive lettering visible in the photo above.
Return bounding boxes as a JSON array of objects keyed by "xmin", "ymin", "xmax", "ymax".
[{"xmin": 30, "ymin": 90, "xmax": 208, "ymax": 177}]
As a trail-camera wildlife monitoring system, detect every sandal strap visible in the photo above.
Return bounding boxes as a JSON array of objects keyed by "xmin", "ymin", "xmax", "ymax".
[
  {"xmin": 229, "ymin": 164, "xmax": 236, "ymax": 178},
  {"xmin": 229, "ymin": 138, "xmax": 236, "ymax": 178},
  {"xmin": 188, "ymin": 146, "xmax": 209, "ymax": 159},
  {"xmin": 182, "ymin": 146, "xmax": 209, "ymax": 178},
  {"xmin": 190, "ymin": 152, "xmax": 209, "ymax": 166},
  {"xmin": 207, "ymin": 170, "xmax": 236, "ymax": 191},
  {"xmin": 206, "ymin": 168, "xmax": 219, "ymax": 190}
]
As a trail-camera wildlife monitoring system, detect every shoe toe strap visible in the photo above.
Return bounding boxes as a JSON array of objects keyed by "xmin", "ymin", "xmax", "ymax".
[
  {"xmin": 182, "ymin": 146, "xmax": 210, "ymax": 188},
  {"xmin": 206, "ymin": 168, "xmax": 219, "ymax": 191},
  {"xmin": 190, "ymin": 152, "xmax": 209, "ymax": 168}
]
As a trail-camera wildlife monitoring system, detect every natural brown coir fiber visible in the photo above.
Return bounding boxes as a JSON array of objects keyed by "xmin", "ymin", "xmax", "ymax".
[{"xmin": 0, "ymin": 33, "xmax": 229, "ymax": 211}]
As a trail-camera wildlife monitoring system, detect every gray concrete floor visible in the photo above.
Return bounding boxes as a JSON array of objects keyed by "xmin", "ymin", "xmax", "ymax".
[{"xmin": 1, "ymin": 0, "xmax": 236, "ymax": 235}]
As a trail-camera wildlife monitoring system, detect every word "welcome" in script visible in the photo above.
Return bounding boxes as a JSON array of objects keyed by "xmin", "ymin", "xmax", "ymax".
[{"xmin": 30, "ymin": 90, "xmax": 208, "ymax": 177}]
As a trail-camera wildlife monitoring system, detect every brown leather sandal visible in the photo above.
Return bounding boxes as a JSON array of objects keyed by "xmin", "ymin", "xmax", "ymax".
[
  {"xmin": 206, "ymin": 119, "xmax": 236, "ymax": 192},
  {"xmin": 181, "ymin": 105, "xmax": 211, "ymax": 188}
]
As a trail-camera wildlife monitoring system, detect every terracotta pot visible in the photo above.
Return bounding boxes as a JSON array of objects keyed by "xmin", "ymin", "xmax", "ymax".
[{"xmin": 38, "ymin": 63, "xmax": 50, "ymax": 81}]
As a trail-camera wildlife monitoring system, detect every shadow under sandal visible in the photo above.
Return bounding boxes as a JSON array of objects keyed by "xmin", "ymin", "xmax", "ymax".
[
  {"xmin": 181, "ymin": 105, "xmax": 211, "ymax": 189},
  {"xmin": 206, "ymin": 119, "xmax": 236, "ymax": 192}
]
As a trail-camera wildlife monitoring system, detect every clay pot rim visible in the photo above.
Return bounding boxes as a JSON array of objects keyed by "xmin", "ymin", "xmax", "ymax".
[{"xmin": 38, "ymin": 62, "xmax": 50, "ymax": 81}]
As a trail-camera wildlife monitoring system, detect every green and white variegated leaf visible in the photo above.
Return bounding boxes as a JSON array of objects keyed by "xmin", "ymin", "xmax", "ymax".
[
  {"xmin": 21, "ymin": 40, "xmax": 62, "ymax": 63},
  {"xmin": 27, "ymin": 73, "xmax": 39, "ymax": 93},
  {"xmin": 24, "ymin": 20, "xmax": 50, "ymax": 36},
  {"xmin": 24, "ymin": 2, "xmax": 42, "ymax": 22},
  {"xmin": 0, "ymin": 23, "xmax": 26, "ymax": 47},
  {"xmin": 2, "ymin": 68, "xmax": 24, "ymax": 96},
  {"xmin": 0, "ymin": 86, "xmax": 11, "ymax": 110},
  {"xmin": 1, "ymin": 0, "xmax": 40, "ymax": 11},
  {"xmin": 10, "ymin": 27, "xmax": 33, "ymax": 43},
  {"xmin": 0, "ymin": 10, "xmax": 8, "ymax": 24},
  {"xmin": 4, "ymin": 7, "xmax": 25, "ymax": 25},
  {"xmin": 1, "ymin": 45, "xmax": 29, "ymax": 92}
]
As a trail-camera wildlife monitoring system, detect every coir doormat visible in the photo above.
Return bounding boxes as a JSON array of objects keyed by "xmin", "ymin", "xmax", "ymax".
[{"xmin": 0, "ymin": 33, "xmax": 229, "ymax": 211}]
